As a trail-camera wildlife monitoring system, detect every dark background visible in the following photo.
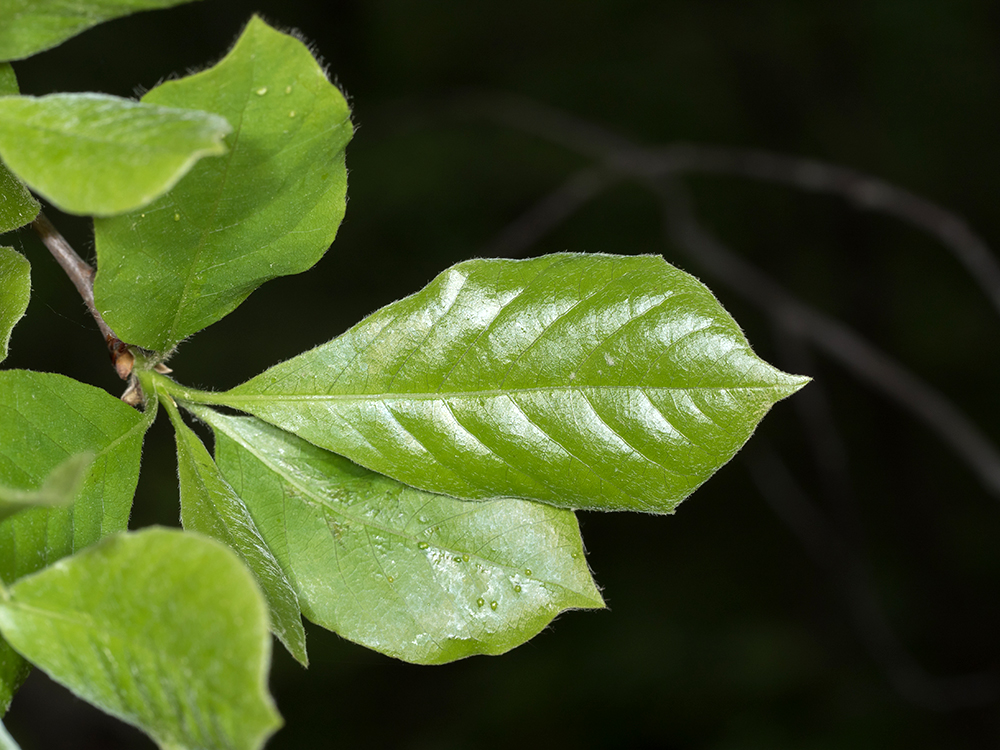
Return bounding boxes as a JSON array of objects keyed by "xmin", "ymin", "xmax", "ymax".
[{"xmin": 3, "ymin": 0, "xmax": 1000, "ymax": 747}]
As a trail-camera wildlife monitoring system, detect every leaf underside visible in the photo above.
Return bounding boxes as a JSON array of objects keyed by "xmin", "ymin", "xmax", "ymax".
[
  {"xmin": 0, "ymin": 248, "xmax": 30, "ymax": 363},
  {"xmin": 0, "ymin": 93, "xmax": 231, "ymax": 216},
  {"xmin": 94, "ymin": 15, "xmax": 353, "ymax": 352},
  {"xmin": 197, "ymin": 407, "xmax": 604, "ymax": 665},
  {"xmin": 218, "ymin": 253, "xmax": 808, "ymax": 513},
  {"xmin": 0, "ymin": 528, "xmax": 281, "ymax": 750},
  {"xmin": 167, "ymin": 400, "xmax": 308, "ymax": 666},
  {"xmin": 0, "ymin": 0, "xmax": 202, "ymax": 61}
]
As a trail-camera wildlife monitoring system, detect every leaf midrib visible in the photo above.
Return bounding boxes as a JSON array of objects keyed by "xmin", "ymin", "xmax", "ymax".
[{"xmin": 223, "ymin": 382, "xmax": 793, "ymax": 404}]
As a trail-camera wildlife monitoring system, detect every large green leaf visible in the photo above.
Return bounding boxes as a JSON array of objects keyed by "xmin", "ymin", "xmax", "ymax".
[
  {"xmin": 0, "ymin": 0, "xmax": 201, "ymax": 62},
  {"xmin": 0, "ymin": 248, "xmax": 29, "ymax": 363},
  {"xmin": 94, "ymin": 15, "xmax": 353, "ymax": 352},
  {"xmin": 195, "ymin": 406, "xmax": 603, "ymax": 665},
  {"xmin": 0, "ymin": 528, "xmax": 282, "ymax": 750},
  {"xmin": 0, "ymin": 65, "xmax": 39, "ymax": 232},
  {"xmin": 0, "ymin": 452, "xmax": 90, "ymax": 523},
  {"xmin": 0, "ymin": 370, "xmax": 149, "ymax": 582},
  {"xmin": 211, "ymin": 253, "xmax": 809, "ymax": 513},
  {"xmin": 159, "ymin": 393, "xmax": 308, "ymax": 666},
  {"xmin": 0, "ymin": 93, "xmax": 230, "ymax": 216}
]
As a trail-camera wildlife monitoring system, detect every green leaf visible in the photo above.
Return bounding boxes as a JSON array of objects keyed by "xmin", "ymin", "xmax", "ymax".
[
  {"xmin": 0, "ymin": 0, "xmax": 201, "ymax": 62},
  {"xmin": 0, "ymin": 452, "xmax": 91, "ymax": 523},
  {"xmin": 94, "ymin": 15, "xmax": 353, "ymax": 352},
  {"xmin": 0, "ymin": 248, "xmax": 29, "ymax": 363},
  {"xmin": 0, "ymin": 65, "xmax": 39, "ymax": 232},
  {"xmin": 195, "ymin": 406, "xmax": 603, "ymax": 665},
  {"xmin": 0, "ymin": 640, "xmax": 29, "ymax": 716},
  {"xmin": 212, "ymin": 253, "xmax": 809, "ymax": 513},
  {"xmin": 0, "ymin": 93, "xmax": 231, "ymax": 216},
  {"xmin": 0, "ymin": 718, "xmax": 20, "ymax": 750},
  {"xmin": 0, "ymin": 370, "xmax": 149, "ymax": 581},
  {"xmin": 0, "ymin": 528, "xmax": 282, "ymax": 750},
  {"xmin": 158, "ymin": 393, "xmax": 307, "ymax": 666}
]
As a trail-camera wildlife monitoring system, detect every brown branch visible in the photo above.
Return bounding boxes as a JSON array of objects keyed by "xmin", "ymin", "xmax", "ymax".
[
  {"xmin": 481, "ymin": 166, "xmax": 616, "ymax": 258},
  {"xmin": 745, "ymin": 443, "xmax": 998, "ymax": 710},
  {"xmin": 31, "ymin": 212, "xmax": 133, "ymax": 379},
  {"xmin": 465, "ymin": 94, "xmax": 1000, "ymax": 319}
]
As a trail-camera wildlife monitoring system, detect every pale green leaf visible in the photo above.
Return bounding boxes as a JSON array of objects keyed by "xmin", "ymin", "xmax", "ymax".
[
  {"xmin": 0, "ymin": 452, "xmax": 90, "ymax": 523},
  {"xmin": 0, "ymin": 718, "xmax": 19, "ymax": 750},
  {"xmin": 0, "ymin": 93, "xmax": 231, "ymax": 216},
  {"xmin": 94, "ymin": 15, "xmax": 353, "ymax": 352},
  {"xmin": 195, "ymin": 406, "xmax": 603, "ymax": 665},
  {"xmin": 0, "ymin": 0, "xmax": 201, "ymax": 62},
  {"xmin": 159, "ymin": 394, "xmax": 307, "ymax": 666},
  {"xmin": 213, "ymin": 253, "xmax": 809, "ymax": 513},
  {"xmin": 0, "ymin": 248, "xmax": 29, "ymax": 363},
  {"xmin": 0, "ymin": 370, "xmax": 150, "ymax": 582},
  {"xmin": 0, "ymin": 65, "xmax": 39, "ymax": 232},
  {"xmin": 0, "ymin": 528, "xmax": 282, "ymax": 750},
  {"xmin": 0, "ymin": 369, "xmax": 142, "ymax": 718}
]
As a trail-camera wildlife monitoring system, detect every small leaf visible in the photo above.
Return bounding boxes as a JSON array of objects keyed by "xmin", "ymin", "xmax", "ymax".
[
  {"xmin": 0, "ymin": 0, "xmax": 202, "ymax": 62},
  {"xmin": 94, "ymin": 15, "xmax": 353, "ymax": 352},
  {"xmin": 0, "ymin": 248, "xmax": 29, "ymax": 363},
  {"xmin": 0, "ymin": 65, "xmax": 39, "ymax": 232},
  {"xmin": 196, "ymin": 407, "xmax": 603, "ymax": 665},
  {"xmin": 215, "ymin": 253, "xmax": 809, "ymax": 513},
  {"xmin": 0, "ymin": 453, "xmax": 91, "ymax": 523},
  {"xmin": 160, "ymin": 394, "xmax": 307, "ymax": 666},
  {"xmin": 0, "ymin": 528, "xmax": 282, "ymax": 750},
  {"xmin": 0, "ymin": 370, "xmax": 150, "ymax": 582},
  {"xmin": 0, "ymin": 93, "xmax": 231, "ymax": 216}
]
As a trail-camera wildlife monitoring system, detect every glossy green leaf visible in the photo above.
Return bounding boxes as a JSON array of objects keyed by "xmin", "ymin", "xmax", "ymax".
[
  {"xmin": 0, "ymin": 93, "xmax": 230, "ymax": 216},
  {"xmin": 0, "ymin": 0, "xmax": 201, "ymax": 61},
  {"xmin": 0, "ymin": 528, "xmax": 282, "ymax": 750},
  {"xmin": 0, "ymin": 65, "xmax": 39, "ymax": 232},
  {"xmin": 159, "ymin": 394, "xmax": 307, "ymax": 666},
  {"xmin": 0, "ymin": 370, "xmax": 149, "ymax": 582},
  {"xmin": 0, "ymin": 248, "xmax": 29, "ymax": 363},
  {"xmin": 195, "ymin": 406, "xmax": 603, "ymax": 665},
  {"xmin": 214, "ymin": 253, "xmax": 809, "ymax": 513},
  {"xmin": 0, "ymin": 452, "xmax": 90, "ymax": 523},
  {"xmin": 94, "ymin": 15, "xmax": 353, "ymax": 352}
]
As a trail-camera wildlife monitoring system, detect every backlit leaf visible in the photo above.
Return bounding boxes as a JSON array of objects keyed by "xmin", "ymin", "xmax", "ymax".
[
  {"xmin": 0, "ymin": 0, "xmax": 201, "ymax": 62},
  {"xmin": 0, "ymin": 248, "xmax": 29, "ymax": 363},
  {"xmin": 94, "ymin": 15, "xmax": 353, "ymax": 352},
  {"xmin": 0, "ymin": 93, "xmax": 230, "ymax": 216},
  {"xmin": 213, "ymin": 253, "xmax": 808, "ymax": 513},
  {"xmin": 0, "ymin": 528, "xmax": 281, "ymax": 750},
  {"xmin": 196, "ymin": 406, "xmax": 603, "ymax": 665},
  {"xmin": 161, "ymin": 394, "xmax": 307, "ymax": 666},
  {"xmin": 0, "ymin": 65, "xmax": 39, "ymax": 232}
]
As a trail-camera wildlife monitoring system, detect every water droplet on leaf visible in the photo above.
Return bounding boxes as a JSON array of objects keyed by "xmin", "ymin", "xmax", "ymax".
[
  {"xmin": 490, "ymin": 601, "xmax": 498, "ymax": 611},
  {"xmin": 514, "ymin": 585, "xmax": 522, "ymax": 593},
  {"xmin": 476, "ymin": 597, "xmax": 485, "ymax": 607},
  {"xmin": 417, "ymin": 541, "xmax": 429, "ymax": 550},
  {"xmin": 256, "ymin": 87, "xmax": 268, "ymax": 95}
]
